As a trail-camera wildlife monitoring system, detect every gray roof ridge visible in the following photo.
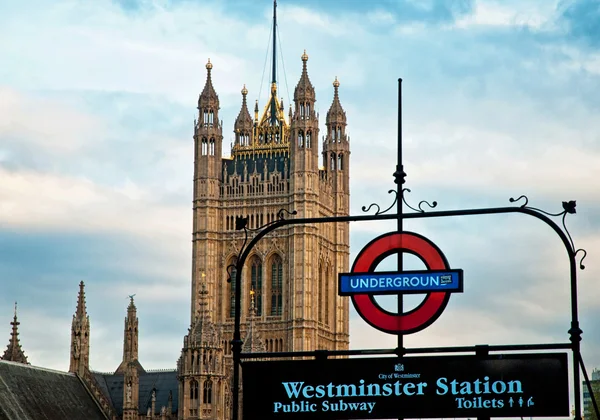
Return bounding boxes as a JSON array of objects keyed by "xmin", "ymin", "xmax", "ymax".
[{"xmin": 0, "ymin": 359, "xmax": 73, "ymax": 376}]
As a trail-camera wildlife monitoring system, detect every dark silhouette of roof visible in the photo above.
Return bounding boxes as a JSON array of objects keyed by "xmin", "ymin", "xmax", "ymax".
[
  {"xmin": 93, "ymin": 370, "xmax": 178, "ymax": 417},
  {"xmin": 0, "ymin": 360, "xmax": 106, "ymax": 420}
]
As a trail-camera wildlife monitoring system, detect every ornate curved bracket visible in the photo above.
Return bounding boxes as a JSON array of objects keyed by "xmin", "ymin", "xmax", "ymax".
[
  {"xmin": 361, "ymin": 190, "xmax": 398, "ymax": 215},
  {"xmin": 226, "ymin": 263, "xmax": 237, "ymax": 284},
  {"xmin": 509, "ymin": 196, "xmax": 586, "ymax": 269},
  {"xmin": 361, "ymin": 188, "xmax": 439, "ymax": 215},
  {"xmin": 402, "ymin": 188, "xmax": 438, "ymax": 213}
]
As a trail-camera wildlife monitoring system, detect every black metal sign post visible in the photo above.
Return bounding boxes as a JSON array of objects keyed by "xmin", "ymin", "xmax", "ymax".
[{"xmin": 228, "ymin": 79, "xmax": 596, "ymax": 420}]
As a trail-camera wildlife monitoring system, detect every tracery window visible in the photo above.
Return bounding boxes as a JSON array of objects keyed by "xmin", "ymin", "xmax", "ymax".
[
  {"xmin": 270, "ymin": 255, "xmax": 283, "ymax": 316},
  {"xmin": 190, "ymin": 379, "xmax": 199, "ymax": 400},
  {"xmin": 203, "ymin": 380, "xmax": 213, "ymax": 404},
  {"xmin": 229, "ymin": 264, "xmax": 237, "ymax": 318},
  {"xmin": 250, "ymin": 257, "xmax": 263, "ymax": 315}
]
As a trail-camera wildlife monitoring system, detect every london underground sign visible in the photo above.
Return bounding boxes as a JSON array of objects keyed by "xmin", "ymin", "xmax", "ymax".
[
  {"xmin": 339, "ymin": 269, "xmax": 463, "ymax": 295},
  {"xmin": 341, "ymin": 231, "xmax": 462, "ymax": 334}
]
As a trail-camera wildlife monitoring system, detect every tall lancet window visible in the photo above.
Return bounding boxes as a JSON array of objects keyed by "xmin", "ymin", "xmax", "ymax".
[
  {"xmin": 325, "ymin": 264, "xmax": 331, "ymax": 326},
  {"xmin": 270, "ymin": 255, "xmax": 283, "ymax": 316},
  {"xmin": 229, "ymin": 266, "xmax": 237, "ymax": 318},
  {"xmin": 203, "ymin": 380, "xmax": 213, "ymax": 404},
  {"xmin": 202, "ymin": 137, "xmax": 208, "ymax": 155},
  {"xmin": 190, "ymin": 379, "xmax": 199, "ymax": 401},
  {"xmin": 250, "ymin": 258, "xmax": 263, "ymax": 315},
  {"xmin": 306, "ymin": 131, "xmax": 311, "ymax": 148},
  {"xmin": 318, "ymin": 262, "xmax": 324, "ymax": 323},
  {"xmin": 338, "ymin": 154, "xmax": 343, "ymax": 170}
]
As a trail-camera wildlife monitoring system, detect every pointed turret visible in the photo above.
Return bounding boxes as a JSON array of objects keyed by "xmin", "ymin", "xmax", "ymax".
[
  {"xmin": 234, "ymin": 85, "xmax": 253, "ymax": 147},
  {"xmin": 323, "ymin": 76, "xmax": 350, "ymax": 213},
  {"xmin": 1, "ymin": 302, "xmax": 29, "ymax": 364},
  {"xmin": 178, "ymin": 274, "xmax": 225, "ymax": 419},
  {"xmin": 198, "ymin": 59, "xmax": 219, "ymax": 111},
  {"xmin": 189, "ymin": 280, "xmax": 219, "ymax": 347},
  {"xmin": 242, "ymin": 290, "xmax": 266, "ymax": 353},
  {"xmin": 326, "ymin": 77, "xmax": 346, "ymax": 126},
  {"xmin": 69, "ymin": 281, "xmax": 90, "ymax": 375},
  {"xmin": 115, "ymin": 295, "xmax": 145, "ymax": 374},
  {"xmin": 293, "ymin": 50, "xmax": 316, "ymax": 107}
]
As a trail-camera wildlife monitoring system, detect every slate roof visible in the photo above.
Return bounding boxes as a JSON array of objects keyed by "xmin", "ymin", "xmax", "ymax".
[
  {"xmin": 93, "ymin": 370, "xmax": 179, "ymax": 416},
  {"xmin": 0, "ymin": 360, "xmax": 107, "ymax": 420}
]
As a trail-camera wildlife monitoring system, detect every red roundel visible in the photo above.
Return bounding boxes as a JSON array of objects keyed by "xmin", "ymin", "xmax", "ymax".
[{"xmin": 351, "ymin": 232, "xmax": 452, "ymax": 335}]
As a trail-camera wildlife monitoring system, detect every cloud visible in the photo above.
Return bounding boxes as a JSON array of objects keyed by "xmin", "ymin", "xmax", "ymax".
[{"xmin": 559, "ymin": 0, "xmax": 600, "ymax": 47}]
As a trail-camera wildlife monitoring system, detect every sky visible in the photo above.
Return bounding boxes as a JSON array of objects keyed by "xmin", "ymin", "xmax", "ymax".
[{"xmin": 1, "ymin": 0, "xmax": 600, "ymax": 410}]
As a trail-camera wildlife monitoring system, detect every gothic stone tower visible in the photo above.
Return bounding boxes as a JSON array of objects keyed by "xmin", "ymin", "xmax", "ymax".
[{"xmin": 181, "ymin": 3, "xmax": 350, "ymax": 419}]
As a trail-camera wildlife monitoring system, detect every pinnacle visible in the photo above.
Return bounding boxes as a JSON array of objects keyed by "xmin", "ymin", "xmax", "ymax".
[
  {"xmin": 75, "ymin": 280, "xmax": 87, "ymax": 318},
  {"xmin": 199, "ymin": 58, "xmax": 219, "ymax": 109},
  {"xmin": 1, "ymin": 302, "xmax": 28, "ymax": 364},
  {"xmin": 294, "ymin": 50, "xmax": 315, "ymax": 103},
  {"xmin": 326, "ymin": 76, "xmax": 346, "ymax": 126}
]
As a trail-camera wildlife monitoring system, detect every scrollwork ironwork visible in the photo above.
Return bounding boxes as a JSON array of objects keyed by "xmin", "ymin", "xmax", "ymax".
[
  {"xmin": 226, "ymin": 263, "xmax": 237, "ymax": 283},
  {"xmin": 277, "ymin": 208, "xmax": 298, "ymax": 220},
  {"xmin": 509, "ymin": 197, "xmax": 586, "ymax": 269},
  {"xmin": 402, "ymin": 188, "xmax": 438, "ymax": 213},
  {"xmin": 235, "ymin": 209, "xmax": 298, "ymax": 260},
  {"xmin": 575, "ymin": 249, "xmax": 587, "ymax": 270},
  {"xmin": 361, "ymin": 190, "xmax": 398, "ymax": 215},
  {"xmin": 509, "ymin": 195, "xmax": 529, "ymax": 208}
]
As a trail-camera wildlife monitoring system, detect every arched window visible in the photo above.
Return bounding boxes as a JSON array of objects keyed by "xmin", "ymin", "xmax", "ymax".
[
  {"xmin": 318, "ymin": 262, "xmax": 324, "ymax": 323},
  {"xmin": 338, "ymin": 154, "xmax": 343, "ymax": 170},
  {"xmin": 337, "ymin": 127, "xmax": 342, "ymax": 141},
  {"xmin": 229, "ymin": 263, "xmax": 237, "ymax": 318},
  {"xmin": 330, "ymin": 153, "xmax": 336, "ymax": 171},
  {"xmin": 306, "ymin": 131, "xmax": 311, "ymax": 148},
  {"xmin": 209, "ymin": 138, "xmax": 215, "ymax": 156},
  {"xmin": 306, "ymin": 103, "xmax": 311, "ymax": 117},
  {"xmin": 325, "ymin": 264, "xmax": 331, "ymax": 326},
  {"xmin": 203, "ymin": 380, "xmax": 213, "ymax": 404},
  {"xmin": 298, "ymin": 131, "xmax": 304, "ymax": 148},
  {"xmin": 202, "ymin": 138, "xmax": 208, "ymax": 155},
  {"xmin": 190, "ymin": 379, "xmax": 199, "ymax": 400},
  {"xmin": 209, "ymin": 110, "xmax": 214, "ymax": 125},
  {"xmin": 250, "ymin": 257, "xmax": 263, "ymax": 315},
  {"xmin": 203, "ymin": 110, "xmax": 208, "ymax": 124},
  {"xmin": 270, "ymin": 255, "xmax": 283, "ymax": 316}
]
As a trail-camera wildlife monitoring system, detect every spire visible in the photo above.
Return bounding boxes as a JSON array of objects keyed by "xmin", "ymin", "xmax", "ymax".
[
  {"xmin": 198, "ymin": 58, "xmax": 219, "ymax": 111},
  {"xmin": 242, "ymin": 290, "xmax": 266, "ymax": 353},
  {"xmin": 293, "ymin": 50, "xmax": 315, "ymax": 103},
  {"xmin": 115, "ymin": 294, "xmax": 145, "ymax": 374},
  {"xmin": 326, "ymin": 76, "xmax": 346, "ymax": 126},
  {"xmin": 69, "ymin": 281, "xmax": 90, "ymax": 375},
  {"xmin": 234, "ymin": 85, "xmax": 253, "ymax": 145},
  {"xmin": 270, "ymin": 0, "xmax": 278, "ymax": 125},
  {"xmin": 189, "ymin": 273, "xmax": 219, "ymax": 347},
  {"xmin": 76, "ymin": 280, "xmax": 87, "ymax": 318},
  {"xmin": 1, "ymin": 302, "xmax": 29, "ymax": 364}
]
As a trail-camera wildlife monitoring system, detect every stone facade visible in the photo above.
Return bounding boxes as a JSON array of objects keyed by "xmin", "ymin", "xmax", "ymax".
[{"xmin": 181, "ymin": 49, "xmax": 351, "ymax": 418}]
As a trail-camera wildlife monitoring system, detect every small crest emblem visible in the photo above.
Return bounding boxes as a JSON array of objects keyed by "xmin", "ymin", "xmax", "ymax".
[{"xmin": 394, "ymin": 363, "xmax": 404, "ymax": 372}]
